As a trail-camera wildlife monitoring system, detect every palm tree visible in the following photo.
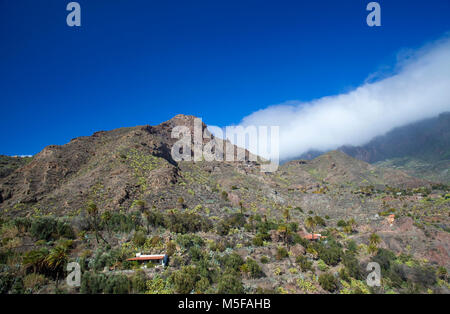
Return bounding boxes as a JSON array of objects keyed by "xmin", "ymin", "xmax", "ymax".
[
  {"xmin": 239, "ymin": 201, "xmax": 246, "ymax": 215},
  {"xmin": 277, "ymin": 224, "xmax": 291, "ymax": 246},
  {"xmin": 369, "ymin": 233, "xmax": 381, "ymax": 246},
  {"xmin": 45, "ymin": 246, "xmax": 68, "ymax": 287},
  {"xmin": 348, "ymin": 218, "xmax": 357, "ymax": 231},
  {"xmin": 142, "ymin": 210, "xmax": 151, "ymax": 234},
  {"xmin": 23, "ymin": 248, "xmax": 48, "ymax": 273},
  {"xmin": 101, "ymin": 211, "xmax": 112, "ymax": 236},
  {"xmin": 86, "ymin": 201, "xmax": 108, "ymax": 244},
  {"xmin": 368, "ymin": 233, "xmax": 381, "ymax": 255},
  {"xmin": 305, "ymin": 217, "xmax": 316, "ymax": 238},
  {"xmin": 283, "ymin": 208, "xmax": 291, "ymax": 223}
]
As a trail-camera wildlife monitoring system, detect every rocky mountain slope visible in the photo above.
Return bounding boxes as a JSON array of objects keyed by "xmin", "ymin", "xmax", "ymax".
[
  {"xmin": 339, "ymin": 112, "xmax": 450, "ymax": 183},
  {"xmin": 0, "ymin": 115, "xmax": 448, "ymax": 294},
  {"xmin": 0, "ymin": 155, "xmax": 32, "ymax": 179}
]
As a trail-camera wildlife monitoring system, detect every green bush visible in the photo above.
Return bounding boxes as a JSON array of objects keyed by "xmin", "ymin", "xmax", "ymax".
[
  {"xmin": 276, "ymin": 247, "xmax": 288, "ymax": 260},
  {"xmin": 252, "ymin": 232, "xmax": 270, "ymax": 246},
  {"xmin": 319, "ymin": 273, "xmax": 338, "ymax": 292},
  {"xmin": 217, "ymin": 214, "xmax": 246, "ymax": 236},
  {"xmin": 132, "ymin": 231, "xmax": 147, "ymax": 247},
  {"xmin": 296, "ymin": 255, "xmax": 313, "ymax": 272},
  {"xmin": 30, "ymin": 217, "xmax": 74, "ymax": 241},
  {"xmin": 104, "ymin": 274, "xmax": 131, "ymax": 294},
  {"xmin": 220, "ymin": 253, "xmax": 244, "ymax": 271},
  {"xmin": 80, "ymin": 271, "xmax": 107, "ymax": 294},
  {"xmin": 318, "ymin": 246, "xmax": 341, "ymax": 266},
  {"xmin": 30, "ymin": 217, "xmax": 57, "ymax": 241},
  {"xmin": 313, "ymin": 216, "xmax": 326, "ymax": 227},
  {"xmin": 217, "ymin": 271, "xmax": 244, "ymax": 294},
  {"xmin": 245, "ymin": 258, "xmax": 265, "ymax": 278},
  {"xmin": 342, "ymin": 252, "xmax": 363, "ymax": 280},
  {"xmin": 176, "ymin": 234, "xmax": 204, "ymax": 249},
  {"xmin": 171, "ymin": 266, "xmax": 198, "ymax": 294}
]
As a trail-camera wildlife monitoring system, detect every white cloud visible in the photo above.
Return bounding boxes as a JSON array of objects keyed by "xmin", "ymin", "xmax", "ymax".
[{"xmin": 233, "ymin": 36, "xmax": 450, "ymax": 161}]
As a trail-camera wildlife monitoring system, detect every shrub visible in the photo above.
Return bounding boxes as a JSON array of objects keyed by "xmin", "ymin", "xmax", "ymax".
[
  {"xmin": 56, "ymin": 221, "xmax": 75, "ymax": 239},
  {"xmin": 342, "ymin": 252, "xmax": 363, "ymax": 280},
  {"xmin": 221, "ymin": 191, "xmax": 229, "ymax": 201},
  {"xmin": 245, "ymin": 258, "xmax": 264, "ymax": 278},
  {"xmin": 217, "ymin": 271, "xmax": 244, "ymax": 294},
  {"xmin": 276, "ymin": 247, "xmax": 288, "ymax": 260},
  {"xmin": 171, "ymin": 266, "xmax": 198, "ymax": 294},
  {"xmin": 319, "ymin": 273, "xmax": 338, "ymax": 292},
  {"xmin": 12, "ymin": 217, "xmax": 32, "ymax": 233},
  {"xmin": 347, "ymin": 240, "xmax": 358, "ymax": 253},
  {"xmin": 252, "ymin": 232, "xmax": 270, "ymax": 246},
  {"xmin": 318, "ymin": 246, "xmax": 341, "ymax": 266},
  {"xmin": 132, "ymin": 231, "xmax": 147, "ymax": 247},
  {"xmin": 313, "ymin": 216, "xmax": 326, "ymax": 227},
  {"xmin": 166, "ymin": 240, "xmax": 177, "ymax": 257},
  {"xmin": 176, "ymin": 234, "xmax": 204, "ymax": 249},
  {"xmin": 165, "ymin": 212, "xmax": 212, "ymax": 234},
  {"xmin": 217, "ymin": 214, "xmax": 246, "ymax": 236},
  {"xmin": 30, "ymin": 217, "xmax": 57, "ymax": 241},
  {"xmin": 372, "ymin": 248, "xmax": 396, "ymax": 273},
  {"xmin": 104, "ymin": 274, "xmax": 131, "ymax": 294},
  {"xmin": 0, "ymin": 273, "xmax": 13, "ymax": 294},
  {"xmin": 30, "ymin": 217, "xmax": 75, "ymax": 241},
  {"xmin": 220, "ymin": 253, "xmax": 244, "ymax": 271},
  {"xmin": 131, "ymin": 271, "xmax": 147, "ymax": 293},
  {"xmin": 189, "ymin": 247, "xmax": 204, "ymax": 262},
  {"xmin": 195, "ymin": 276, "xmax": 211, "ymax": 293},
  {"xmin": 317, "ymin": 259, "xmax": 328, "ymax": 271},
  {"xmin": 296, "ymin": 255, "xmax": 313, "ymax": 272},
  {"xmin": 80, "ymin": 271, "xmax": 107, "ymax": 294},
  {"xmin": 437, "ymin": 266, "xmax": 448, "ymax": 280},
  {"xmin": 260, "ymin": 256, "xmax": 269, "ymax": 264}
]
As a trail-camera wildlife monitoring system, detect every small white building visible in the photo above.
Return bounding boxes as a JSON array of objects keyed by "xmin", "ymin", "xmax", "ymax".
[{"xmin": 126, "ymin": 253, "xmax": 168, "ymax": 267}]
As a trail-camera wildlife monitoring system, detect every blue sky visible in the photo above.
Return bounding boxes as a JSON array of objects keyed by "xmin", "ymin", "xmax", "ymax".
[{"xmin": 1, "ymin": 0, "xmax": 449, "ymax": 155}]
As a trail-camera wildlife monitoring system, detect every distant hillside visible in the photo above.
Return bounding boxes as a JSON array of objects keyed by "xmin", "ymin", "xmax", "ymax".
[
  {"xmin": 0, "ymin": 155, "xmax": 32, "ymax": 179},
  {"xmin": 340, "ymin": 112, "xmax": 450, "ymax": 163},
  {"xmin": 338, "ymin": 112, "xmax": 450, "ymax": 183}
]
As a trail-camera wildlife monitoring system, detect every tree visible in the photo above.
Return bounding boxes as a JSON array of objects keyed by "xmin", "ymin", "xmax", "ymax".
[
  {"xmin": 217, "ymin": 271, "xmax": 244, "ymax": 294},
  {"xmin": 283, "ymin": 208, "xmax": 291, "ymax": 223},
  {"xmin": 45, "ymin": 245, "xmax": 68, "ymax": 287},
  {"xmin": 319, "ymin": 273, "xmax": 338, "ymax": 292},
  {"xmin": 171, "ymin": 266, "xmax": 198, "ymax": 294},
  {"xmin": 368, "ymin": 233, "xmax": 381, "ymax": 255},
  {"xmin": 101, "ymin": 211, "xmax": 112, "ymax": 236},
  {"xmin": 305, "ymin": 217, "xmax": 316, "ymax": 236},
  {"xmin": 369, "ymin": 233, "xmax": 381, "ymax": 246},
  {"xmin": 239, "ymin": 201, "xmax": 246, "ymax": 215},
  {"xmin": 277, "ymin": 224, "xmax": 291, "ymax": 247},
  {"xmin": 348, "ymin": 218, "xmax": 357, "ymax": 230},
  {"xmin": 23, "ymin": 248, "xmax": 48, "ymax": 273},
  {"xmin": 86, "ymin": 201, "xmax": 108, "ymax": 244}
]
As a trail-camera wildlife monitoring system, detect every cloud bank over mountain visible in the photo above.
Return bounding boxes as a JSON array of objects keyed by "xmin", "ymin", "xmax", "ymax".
[{"xmin": 233, "ymin": 36, "xmax": 450, "ymax": 161}]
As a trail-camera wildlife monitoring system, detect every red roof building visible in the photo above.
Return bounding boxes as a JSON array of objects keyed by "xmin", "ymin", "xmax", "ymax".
[
  {"xmin": 126, "ymin": 253, "xmax": 168, "ymax": 266},
  {"xmin": 303, "ymin": 233, "xmax": 326, "ymax": 240}
]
